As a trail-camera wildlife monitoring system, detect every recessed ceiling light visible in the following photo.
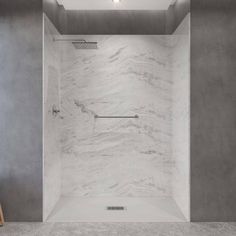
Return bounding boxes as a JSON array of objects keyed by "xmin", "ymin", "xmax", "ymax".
[{"xmin": 113, "ymin": 0, "xmax": 121, "ymax": 3}]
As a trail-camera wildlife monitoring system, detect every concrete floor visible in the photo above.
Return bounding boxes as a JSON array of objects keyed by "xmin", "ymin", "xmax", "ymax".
[{"xmin": 0, "ymin": 222, "xmax": 236, "ymax": 236}]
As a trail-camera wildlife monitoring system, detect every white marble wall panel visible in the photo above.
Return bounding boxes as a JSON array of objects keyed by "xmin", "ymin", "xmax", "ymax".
[
  {"xmin": 171, "ymin": 14, "xmax": 190, "ymax": 220},
  {"xmin": 43, "ymin": 15, "xmax": 61, "ymax": 220},
  {"xmin": 60, "ymin": 36, "xmax": 173, "ymax": 197}
]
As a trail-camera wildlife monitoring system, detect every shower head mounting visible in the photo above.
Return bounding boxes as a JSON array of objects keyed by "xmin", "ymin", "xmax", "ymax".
[
  {"xmin": 53, "ymin": 37, "xmax": 98, "ymax": 49},
  {"xmin": 72, "ymin": 40, "xmax": 98, "ymax": 50}
]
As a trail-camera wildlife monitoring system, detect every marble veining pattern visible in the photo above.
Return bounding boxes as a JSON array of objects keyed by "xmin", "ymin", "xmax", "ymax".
[{"xmin": 60, "ymin": 36, "xmax": 173, "ymax": 197}]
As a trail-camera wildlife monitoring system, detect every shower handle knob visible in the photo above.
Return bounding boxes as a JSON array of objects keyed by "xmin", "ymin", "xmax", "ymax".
[{"xmin": 52, "ymin": 104, "xmax": 60, "ymax": 116}]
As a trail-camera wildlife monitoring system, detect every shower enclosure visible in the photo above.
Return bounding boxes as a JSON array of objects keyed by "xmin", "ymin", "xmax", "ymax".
[{"xmin": 43, "ymin": 13, "xmax": 190, "ymax": 222}]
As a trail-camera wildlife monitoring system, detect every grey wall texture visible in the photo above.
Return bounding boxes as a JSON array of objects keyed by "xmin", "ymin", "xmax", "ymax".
[
  {"xmin": 191, "ymin": 0, "xmax": 236, "ymax": 221},
  {"xmin": 43, "ymin": 0, "xmax": 189, "ymax": 35},
  {"xmin": 43, "ymin": 0, "xmax": 66, "ymax": 34},
  {"xmin": 166, "ymin": 0, "xmax": 190, "ymax": 34},
  {"xmin": 0, "ymin": 0, "xmax": 43, "ymax": 221},
  {"xmin": 60, "ymin": 10, "xmax": 166, "ymax": 35}
]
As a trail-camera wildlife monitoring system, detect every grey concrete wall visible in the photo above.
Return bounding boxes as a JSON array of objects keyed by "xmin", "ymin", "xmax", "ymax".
[
  {"xmin": 43, "ymin": 0, "xmax": 66, "ymax": 34},
  {"xmin": 0, "ymin": 0, "xmax": 43, "ymax": 221},
  {"xmin": 191, "ymin": 1, "xmax": 236, "ymax": 221},
  {"xmin": 43, "ymin": 0, "xmax": 168, "ymax": 35},
  {"xmin": 43, "ymin": 0, "xmax": 190, "ymax": 35},
  {"xmin": 60, "ymin": 10, "xmax": 166, "ymax": 35},
  {"xmin": 165, "ymin": 0, "xmax": 190, "ymax": 34}
]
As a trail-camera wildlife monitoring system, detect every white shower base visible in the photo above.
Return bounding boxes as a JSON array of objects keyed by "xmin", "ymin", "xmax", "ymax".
[{"xmin": 46, "ymin": 197, "xmax": 186, "ymax": 222}]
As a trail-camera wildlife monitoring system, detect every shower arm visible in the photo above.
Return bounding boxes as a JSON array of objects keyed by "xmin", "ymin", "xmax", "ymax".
[{"xmin": 53, "ymin": 38, "xmax": 86, "ymax": 42}]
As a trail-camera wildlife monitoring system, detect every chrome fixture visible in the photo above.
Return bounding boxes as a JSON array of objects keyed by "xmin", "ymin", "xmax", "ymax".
[
  {"xmin": 106, "ymin": 206, "xmax": 127, "ymax": 210},
  {"xmin": 52, "ymin": 104, "xmax": 60, "ymax": 117},
  {"xmin": 53, "ymin": 37, "xmax": 98, "ymax": 49},
  {"xmin": 94, "ymin": 115, "xmax": 139, "ymax": 119}
]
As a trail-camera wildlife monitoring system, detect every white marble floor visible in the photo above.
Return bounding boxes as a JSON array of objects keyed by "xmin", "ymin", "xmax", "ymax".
[
  {"xmin": 46, "ymin": 197, "xmax": 186, "ymax": 222},
  {"xmin": 1, "ymin": 222, "xmax": 236, "ymax": 236}
]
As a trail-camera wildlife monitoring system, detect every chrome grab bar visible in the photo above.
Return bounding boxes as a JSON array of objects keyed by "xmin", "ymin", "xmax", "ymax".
[{"xmin": 94, "ymin": 115, "xmax": 139, "ymax": 119}]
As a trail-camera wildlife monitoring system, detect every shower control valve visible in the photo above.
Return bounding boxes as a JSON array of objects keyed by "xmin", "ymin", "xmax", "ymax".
[{"xmin": 52, "ymin": 104, "xmax": 60, "ymax": 117}]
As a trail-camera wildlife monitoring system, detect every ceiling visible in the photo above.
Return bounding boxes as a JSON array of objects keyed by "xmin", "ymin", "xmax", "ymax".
[{"xmin": 56, "ymin": 0, "xmax": 175, "ymax": 10}]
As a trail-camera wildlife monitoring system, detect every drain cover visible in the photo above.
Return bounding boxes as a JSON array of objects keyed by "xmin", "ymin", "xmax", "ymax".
[{"xmin": 106, "ymin": 206, "xmax": 127, "ymax": 211}]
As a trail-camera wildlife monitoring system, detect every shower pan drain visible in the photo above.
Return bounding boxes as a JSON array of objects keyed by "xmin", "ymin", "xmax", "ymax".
[{"xmin": 106, "ymin": 206, "xmax": 127, "ymax": 211}]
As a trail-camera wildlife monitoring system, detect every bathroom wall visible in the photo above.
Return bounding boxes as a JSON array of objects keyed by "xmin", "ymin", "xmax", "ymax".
[
  {"xmin": 165, "ymin": 0, "xmax": 190, "ymax": 34},
  {"xmin": 43, "ymin": 0, "xmax": 189, "ymax": 35},
  {"xmin": 43, "ymin": 0, "xmax": 166, "ymax": 35},
  {"xmin": 43, "ymin": 0, "xmax": 66, "ymax": 34},
  {"xmin": 2, "ymin": 0, "xmax": 236, "ymax": 223},
  {"xmin": 43, "ymin": 15, "xmax": 61, "ymax": 220},
  {"xmin": 60, "ymin": 36, "xmax": 173, "ymax": 198},
  {"xmin": 171, "ymin": 14, "xmax": 190, "ymax": 220},
  {"xmin": 51, "ymin": 10, "xmax": 166, "ymax": 35},
  {"xmin": 0, "ymin": 0, "xmax": 43, "ymax": 221},
  {"xmin": 191, "ymin": 0, "xmax": 236, "ymax": 221}
]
